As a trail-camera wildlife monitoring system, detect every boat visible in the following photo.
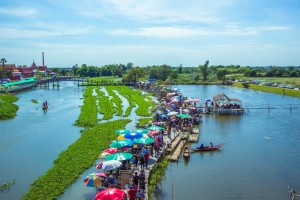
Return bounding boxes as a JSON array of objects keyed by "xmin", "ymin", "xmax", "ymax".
[
  {"xmin": 192, "ymin": 143, "xmax": 223, "ymax": 152},
  {"xmin": 183, "ymin": 146, "xmax": 190, "ymax": 157}
]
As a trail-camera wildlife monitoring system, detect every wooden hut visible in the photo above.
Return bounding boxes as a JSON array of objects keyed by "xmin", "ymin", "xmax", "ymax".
[{"xmin": 213, "ymin": 93, "xmax": 244, "ymax": 115}]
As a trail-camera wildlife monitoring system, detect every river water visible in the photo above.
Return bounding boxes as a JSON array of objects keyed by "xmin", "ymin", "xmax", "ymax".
[
  {"xmin": 0, "ymin": 83, "xmax": 299, "ymax": 200},
  {"xmin": 158, "ymin": 85, "xmax": 300, "ymax": 200}
]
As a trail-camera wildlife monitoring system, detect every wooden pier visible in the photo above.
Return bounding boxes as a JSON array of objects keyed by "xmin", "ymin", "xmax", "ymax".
[
  {"xmin": 188, "ymin": 126, "xmax": 200, "ymax": 142},
  {"xmin": 168, "ymin": 138, "xmax": 188, "ymax": 161}
]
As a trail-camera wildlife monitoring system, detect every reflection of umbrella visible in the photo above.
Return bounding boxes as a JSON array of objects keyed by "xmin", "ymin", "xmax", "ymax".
[
  {"xmin": 89, "ymin": 172, "xmax": 107, "ymax": 178},
  {"xmin": 167, "ymin": 111, "xmax": 178, "ymax": 116},
  {"xmin": 147, "ymin": 125, "xmax": 165, "ymax": 131},
  {"xmin": 105, "ymin": 152, "xmax": 133, "ymax": 161},
  {"xmin": 101, "ymin": 160, "xmax": 122, "ymax": 171},
  {"xmin": 94, "ymin": 188, "xmax": 126, "ymax": 200},
  {"xmin": 110, "ymin": 140, "xmax": 133, "ymax": 149},
  {"xmin": 176, "ymin": 113, "xmax": 192, "ymax": 119},
  {"xmin": 134, "ymin": 137, "xmax": 154, "ymax": 144},
  {"xmin": 117, "ymin": 134, "xmax": 126, "ymax": 140},
  {"xmin": 115, "ymin": 129, "xmax": 130, "ymax": 135},
  {"xmin": 124, "ymin": 132, "xmax": 143, "ymax": 139},
  {"xmin": 148, "ymin": 130, "xmax": 160, "ymax": 136},
  {"xmin": 104, "ymin": 148, "xmax": 118, "ymax": 154},
  {"xmin": 84, "ymin": 175, "xmax": 102, "ymax": 187}
]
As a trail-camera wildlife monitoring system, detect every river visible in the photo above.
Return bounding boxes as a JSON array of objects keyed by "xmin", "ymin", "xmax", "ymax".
[
  {"xmin": 158, "ymin": 85, "xmax": 300, "ymax": 200},
  {"xmin": 0, "ymin": 83, "xmax": 299, "ymax": 200}
]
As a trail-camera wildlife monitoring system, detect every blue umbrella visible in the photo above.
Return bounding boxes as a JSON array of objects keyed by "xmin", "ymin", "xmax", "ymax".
[
  {"xmin": 132, "ymin": 129, "xmax": 148, "ymax": 134},
  {"xmin": 124, "ymin": 132, "xmax": 143, "ymax": 139}
]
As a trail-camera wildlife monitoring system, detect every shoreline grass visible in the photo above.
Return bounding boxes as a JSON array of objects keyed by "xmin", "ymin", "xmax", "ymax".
[{"xmin": 233, "ymin": 82, "xmax": 300, "ymax": 97}]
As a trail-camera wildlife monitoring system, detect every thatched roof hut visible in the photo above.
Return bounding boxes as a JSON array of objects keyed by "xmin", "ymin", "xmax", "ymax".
[{"xmin": 213, "ymin": 93, "xmax": 241, "ymax": 103}]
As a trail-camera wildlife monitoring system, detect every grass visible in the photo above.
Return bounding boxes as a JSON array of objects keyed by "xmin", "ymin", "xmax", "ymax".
[
  {"xmin": 235, "ymin": 76, "xmax": 300, "ymax": 87},
  {"xmin": 23, "ymin": 119, "xmax": 131, "ymax": 200},
  {"xmin": 0, "ymin": 93, "xmax": 19, "ymax": 120},
  {"xmin": 234, "ymin": 82, "xmax": 300, "ymax": 97}
]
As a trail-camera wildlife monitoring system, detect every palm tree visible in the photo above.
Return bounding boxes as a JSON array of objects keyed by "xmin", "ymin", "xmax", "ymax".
[{"xmin": 0, "ymin": 58, "xmax": 7, "ymax": 81}]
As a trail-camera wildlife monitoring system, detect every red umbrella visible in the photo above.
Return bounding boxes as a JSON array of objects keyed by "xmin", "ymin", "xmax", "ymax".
[
  {"xmin": 104, "ymin": 148, "xmax": 118, "ymax": 154},
  {"xmin": 94, "ymin": 188, "xmax": 126, "ymax": 200}
]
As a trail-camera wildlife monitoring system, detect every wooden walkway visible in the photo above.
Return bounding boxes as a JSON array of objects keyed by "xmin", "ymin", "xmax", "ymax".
[
  {"xmin": 188, "ymin": 127, "xmax": 200, "ymax": 142},
  {"xmin": 168, "ymin": 138, "xmax": 187, "ymax": 161}
]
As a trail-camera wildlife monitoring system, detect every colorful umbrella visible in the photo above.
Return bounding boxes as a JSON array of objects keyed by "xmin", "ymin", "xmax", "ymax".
[
  {"xmin": 89, "ymin": 172, "xmax": 107, "ymax": 178},
  {"xmin": 148, "ymin": 130, "xmax": 160, "ymax": 136},
  {"xmin": 104, "ymin": 148, "xmax": 118, "ymax": 154},
  {"xmin": 167, "ymin": 111, "xmax": 178, "ymax": 116},
  {"xmin": 94, "ymin": 188, "xmax": 126, "ymax": 200},
  {"xmin": 105, "ymin": 152, "xmax": 133, "ymax": 161},
  {"xmin": 132, "ymin": 129, "xmax": 148, "ymax": 134},
  {"xmin": 147, "ymin": 125, "xmax": 165, "ymax": 131},
  {"xmin": 142, "ymin": 133, "xmax": 149, "ymax": 138},
  {"xmin": 84, "ymin": 175, "xmax": 102, "ymax": 187},
  {"xmin": 115, "ymin": 129, "xmax": 130, "ymax": 135},
  {"xmin": 117, "ymin": 134, "xmax": 126, "ymax": 140},
  {"xmin": 95, "ymin": 162, "xmax": 103, "ymax": 169},
  {"xmin": 124, "ymin": 132, "xmax": 143, "ymax": 139},
  {"xmin": 134, "ymin": 137, "xmax": 155, "ymax": 144},
  {"xmin": 110, "ymin": 140, "xmax": 133, "ymax": 149},
  {"xmin": 101, "ymin": 160, "xmax": 122, "ymax": 171},
  {"xmin": 176, "ymin": 113, "xmax": 192, "ymax": 119}
]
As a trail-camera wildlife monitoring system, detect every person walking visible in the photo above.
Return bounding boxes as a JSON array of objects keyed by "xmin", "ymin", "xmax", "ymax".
[
  {"xmin": 139, "ymin": 155, "xmax": 145, "ymax": 170},
  {"xmin": 144, "ymin": 152, "xmax": 149, "ymax": 169}
]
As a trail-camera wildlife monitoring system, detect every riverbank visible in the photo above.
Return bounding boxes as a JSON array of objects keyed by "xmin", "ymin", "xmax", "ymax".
[{"xmin": 233, "ymin": 82, "xmax": 300, "ymax": 97}]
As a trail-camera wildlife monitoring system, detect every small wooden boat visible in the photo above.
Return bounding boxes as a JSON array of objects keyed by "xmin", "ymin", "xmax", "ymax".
[
  {"xmin": 192, "ymin": 143, "xmax": 223, "ymax": 152},
  {"xmin": 183, "ymin": 146, "xmax": 190, "ymax": 157}
]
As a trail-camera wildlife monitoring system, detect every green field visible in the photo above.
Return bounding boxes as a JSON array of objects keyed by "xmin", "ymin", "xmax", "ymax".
[
  {"xmin": 235, "ymin": 76, "xmax": 300, "ymax": 87},
  {"xmin": 234, "ymin": 82, "xmax": 300, "ymax": 97}
]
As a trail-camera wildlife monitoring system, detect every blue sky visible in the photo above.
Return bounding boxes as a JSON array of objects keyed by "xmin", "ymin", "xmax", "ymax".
[{"xmin": 0, "ymin": 0, "xmax": 299, "ymax": 67}]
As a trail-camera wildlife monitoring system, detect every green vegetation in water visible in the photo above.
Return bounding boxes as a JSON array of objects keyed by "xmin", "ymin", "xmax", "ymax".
[
  {"xmin": 1, "ymin": 180, "xmax": 16, "ymax": 192},
  {"xmin": 96, "ymin": 87, "xmax": 115, "ymax": 120},
  {"xmin": 148, "ymin": 158, "xmax": 169, "ymax": 198},
  {"xmin": 116, "ymin": 86, "xmax": 153, "ymax": 117},
  {"xmin": 138, "ymin": 117, "xmax": 154, "ymax": 126},
  {"xmin": 0, "ymin": 93, "xmax": 19, "ymax": 120},
  {"xmin": 105, "ymin": 86, "xmax": 123, "ymax": 116},
  {"xmin": 234, "ymin": 82, "xmax": 300, "ymax": 98},
  {"xmin": 74, "ymin": 86, "xmax": 99, "ymax": 128},
  {"xmin": 31, "ymin": 99, "xmax": 38, "ymax": 104},
  {"xmin": 23, "ymin": 119, "xmax": 131, "ymax": 200}
]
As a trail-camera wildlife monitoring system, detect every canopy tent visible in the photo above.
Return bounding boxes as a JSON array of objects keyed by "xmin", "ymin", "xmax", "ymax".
[{"xmin": 2, "ymin": 77, "xmax": 37, "ymax": 87}]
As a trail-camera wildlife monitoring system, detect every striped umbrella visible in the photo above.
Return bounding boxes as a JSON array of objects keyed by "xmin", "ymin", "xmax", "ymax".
[{"xmin": 83, "ymin": 175, "xmax": 102, "ymax": 187}]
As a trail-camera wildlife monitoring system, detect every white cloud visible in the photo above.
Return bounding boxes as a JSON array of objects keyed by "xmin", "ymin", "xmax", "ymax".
[
  {"xmin": 0, "ymin": 7, "xmax": 37, "ymax": 17},
  {"xmin": 111, "ymin": 26, "xmax": 259, "ymax": 38},
  {"xmin": 0, "ymin": 25, "xmax": 94, "ymax": 40}
]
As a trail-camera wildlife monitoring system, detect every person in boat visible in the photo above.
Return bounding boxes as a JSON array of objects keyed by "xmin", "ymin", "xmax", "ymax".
[
  {"xmin": 199, "ymin": 143, "xmax": 204, "ymax": 149},
  {"xmin": 210, "ymin": 142, "xmax": 214, "ymax": 149}
]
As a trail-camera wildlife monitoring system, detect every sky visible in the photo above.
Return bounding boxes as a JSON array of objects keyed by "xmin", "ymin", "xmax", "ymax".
[{"xmin": 0, "ymin": 0, "xmax": 300, "ymax": 67}]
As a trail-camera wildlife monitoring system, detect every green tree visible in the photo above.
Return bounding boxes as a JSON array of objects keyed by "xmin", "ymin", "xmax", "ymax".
[
  {"xmin": 157, "ymin": 64, "xmax": 172, "ymax": 81},
  {"xmin": 199, "ymin": 60, "xmax": 209, "ymax": 81},
  {"xmin": 72, "ymin": 64, "xmax": 78, "ymax": 76},
  {"xmin": 1, "ymin": 58, "xmax": 7, "ymax": 81},
  {"xmin": 126, "ymin": 67, "xmax": 145, "ymax": 82},
  {"xmin": 178, "ymin": 64, "xmax": 183, "ymax": 74},
  {"xmin": 216, "ymin": 68, "xmax": 228, "ymax": 81}
]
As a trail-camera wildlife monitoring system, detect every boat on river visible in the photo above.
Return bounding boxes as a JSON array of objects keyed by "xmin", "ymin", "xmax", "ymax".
[
  {"xmin": 183, "ymin": 146, "xmax": 190, "ymax": 157},
  {"xmin": 192, "ymin": 143, "xmax": 223, "ymax": 152}
]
